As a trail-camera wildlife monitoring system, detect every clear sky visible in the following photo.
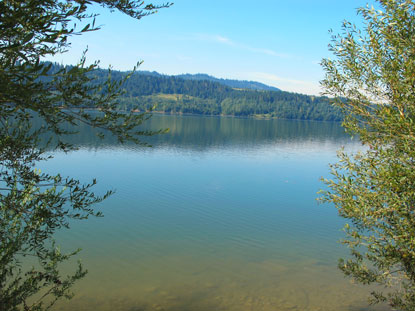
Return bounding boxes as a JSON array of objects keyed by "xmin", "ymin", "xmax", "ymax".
[{"xmin": 51, "ymin": 0, "xmax": 373, "ymax": 95}]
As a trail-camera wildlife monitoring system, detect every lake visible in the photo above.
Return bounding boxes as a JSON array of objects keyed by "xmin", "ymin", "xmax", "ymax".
[{"xmin": 40, "ymin": 114, "xmax": 390, "ymax": 311}]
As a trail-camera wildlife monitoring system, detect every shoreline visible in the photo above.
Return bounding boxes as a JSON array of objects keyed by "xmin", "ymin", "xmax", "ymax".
[{"xmin": 129, "ymin": 109, "xmax": 343, "ymax": 124}]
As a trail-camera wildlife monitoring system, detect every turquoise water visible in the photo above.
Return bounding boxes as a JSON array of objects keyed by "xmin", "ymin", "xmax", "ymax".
[{"xmin": 39, "ymin": 115, "xmax": 389, "ymax": 311}]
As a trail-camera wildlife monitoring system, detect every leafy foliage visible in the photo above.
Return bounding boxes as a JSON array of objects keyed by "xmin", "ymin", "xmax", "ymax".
[
  {"xmin": 320, "ymin": 1, "xmax": 415, "ymax": 310},
  {"xmin": 0, "ymin": 0, "xmax": 170, "ymax": 310}
]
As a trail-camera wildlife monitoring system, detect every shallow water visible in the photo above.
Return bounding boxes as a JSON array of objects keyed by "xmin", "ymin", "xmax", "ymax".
[{"xmin": 38, "ymin": 115, "xmax": 390, "ymax": 311}]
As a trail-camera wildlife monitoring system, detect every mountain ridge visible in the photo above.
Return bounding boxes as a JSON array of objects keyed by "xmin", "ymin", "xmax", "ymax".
[
  {"xmin": 175, "ymin": 73, "xmax": 280, "ymax": 92},
  {"xmin": 136, "ymin": 71, "xmax": 280, "ymax": 92}
]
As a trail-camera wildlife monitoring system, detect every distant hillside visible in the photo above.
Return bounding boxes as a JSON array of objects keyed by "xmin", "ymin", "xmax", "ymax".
[
  {"xmin": 175, "ymin": 73, "xmax": 281, "ymax": 92},
  {"xmin": 118, "ymin": 71, "xmax": 341, "ymax": 121},
  {"xmin": 136, "ymin": 71, "xmax": 280, "ymax": 92},
  {"xmin": 46, "ymin": 63, "xmax": 342, "ymax": 122}
]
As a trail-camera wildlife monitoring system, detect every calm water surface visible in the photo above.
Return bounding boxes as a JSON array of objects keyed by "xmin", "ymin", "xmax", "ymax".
[{"xmin": 40, "ymin": 115, "xmax": 389, "ymax": 311}]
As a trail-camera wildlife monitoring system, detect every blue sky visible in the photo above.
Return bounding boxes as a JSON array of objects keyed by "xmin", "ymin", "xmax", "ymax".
[{"xmin": 52, "ymin": 0, "xmax": 373, "ymax": 95}]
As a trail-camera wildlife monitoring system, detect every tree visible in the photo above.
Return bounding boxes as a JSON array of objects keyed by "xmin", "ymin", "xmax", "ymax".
[
  {"xmin": 0, "ymin": 1, "xmax": 170, "ymax": 310},
  {"xmin": 320, "ymin": 0, "xmax": 415, "ymax": 310}
]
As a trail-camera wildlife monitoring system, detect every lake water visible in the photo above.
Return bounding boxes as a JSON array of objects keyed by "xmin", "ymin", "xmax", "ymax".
[{"xmin": 40, "ymin": 115, "xmax": 390, "ymax": 311}]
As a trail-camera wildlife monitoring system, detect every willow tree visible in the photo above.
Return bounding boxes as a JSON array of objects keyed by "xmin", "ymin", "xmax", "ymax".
[
  {"xmin": 0, "ymin": 1, "xmax": 170, "ymax": 310},
  {"xmin": 320, "ymin": 0, "xmax": 415, "ymax": 310}
]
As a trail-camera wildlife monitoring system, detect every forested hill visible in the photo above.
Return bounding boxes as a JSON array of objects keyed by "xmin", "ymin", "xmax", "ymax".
[
  {"xmin": 51, "ymin": 63, "xmax": 342, "ymax": 121},
  {"xmin": 175, "ymin": 73, "xmax": 281, "ymax": 92},
  {"xmin": 135, "ymin": 71, "xmax": 280, "ymax": 91}
]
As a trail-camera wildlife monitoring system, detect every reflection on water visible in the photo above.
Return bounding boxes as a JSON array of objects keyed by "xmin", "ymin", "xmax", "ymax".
[
  {"xmin": 39, "ymin": 115, "xmax": 389, "ymax": 311},
  {"xmin": 42, "ymin": 113, "xmax": 353, "ymax": 151}
]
